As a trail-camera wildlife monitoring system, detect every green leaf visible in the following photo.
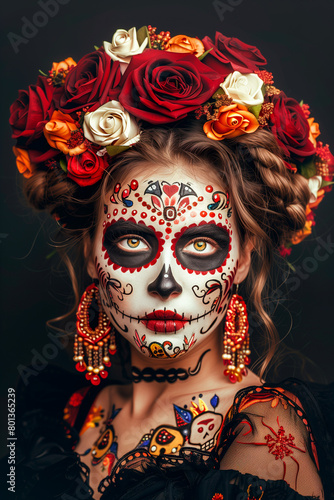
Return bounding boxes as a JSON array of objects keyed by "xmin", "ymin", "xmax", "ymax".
[
  {"xmin": 321, "ymin": 180, "xmax": 334, "ymax": 188},
  {"xmin": 46, "ymin": 249, "xmax": 57, "ymax": 259},
  {"xmin": 106, "ymin": 145, "xmax": 131, "ymax": 157},
  {"xmin": 198, "ymin": 47, "xmax": 213, "ymax": 61},
  {"xmin": 300, "ymin": 157, "xmax": 316, "ymax": 179},
  {"xmin": 94, "ymin": 45, "xmax": 100, "ymax": 50},
  {"xmin": 248, "ymin": 104, "xmax": 262, "ymax": 119},
  {"xmin": 299, "ymin": 99, "xmax": 304, "ymax": 107},
  {"xmin": 39, "ymin": 69, "xmax": 48, "ymax": 76},
  {"xmin": 261, "ymin": 83, "xmax": 266, "ymax": 96},
  {"xmin": 287, "ymin": 261, "xmax": 296, "ymax": 272},
  {"xmin": 212, "ymin": 87, "xmax": 225, "ymax": 99},
  {"xmin": 59, "ymin": 158, "xmax": 68, "ymax": 173},
  {"xmin": 137, "ymin": 26, "xmax": 151, "ymax": 48}
]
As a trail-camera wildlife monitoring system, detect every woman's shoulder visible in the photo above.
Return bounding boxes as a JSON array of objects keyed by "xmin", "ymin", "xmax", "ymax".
[{"xmin": 215, "ymin": 378, "xmax": 334, "ymax": 499}]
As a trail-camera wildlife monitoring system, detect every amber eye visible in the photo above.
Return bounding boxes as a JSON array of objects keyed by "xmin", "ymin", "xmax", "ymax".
[
  {"xmin": 127, "ymin": 238, "xmax": 140, "ymax": 248},
  {"xmin": 193, "ymin": 241, "xmax": 207, "ymax": 252}
]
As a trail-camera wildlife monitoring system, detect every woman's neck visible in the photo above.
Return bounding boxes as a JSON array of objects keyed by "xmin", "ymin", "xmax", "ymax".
[{"xmin": 128, "ymin": 328, "xmax": 234, "ymax": 418}]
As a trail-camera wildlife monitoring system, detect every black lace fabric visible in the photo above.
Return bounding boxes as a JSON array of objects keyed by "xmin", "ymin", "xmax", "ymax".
[{"xmin": 2, "ymin": 365, "xmax": 333, "ymax": 500}]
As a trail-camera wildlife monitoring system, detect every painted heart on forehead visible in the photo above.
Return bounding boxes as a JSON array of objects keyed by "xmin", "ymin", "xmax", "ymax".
[
  {"xmin": 87, "ymin": 164, "xmax": 248, "ymax": 359},
  {"xmin": 144, "ymin": 180, "xmax": 198, "ymax": 221}
]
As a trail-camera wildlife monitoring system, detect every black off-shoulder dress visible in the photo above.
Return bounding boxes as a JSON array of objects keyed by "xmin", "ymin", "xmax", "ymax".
[{"xmin": 3, "ymin": 365, "xmax": 334, "ymax": 500}]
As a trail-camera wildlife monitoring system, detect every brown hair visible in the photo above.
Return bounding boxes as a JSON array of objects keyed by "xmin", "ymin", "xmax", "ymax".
[{"xmin": 23, "ymin": 123, "xmax": 310, "ymax": 379}]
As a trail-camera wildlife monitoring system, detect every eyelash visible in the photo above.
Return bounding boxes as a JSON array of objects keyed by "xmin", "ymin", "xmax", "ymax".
[
  {"xmin": 183, "ymin": 237, "xmax": 219, "ymax": 255},
  {"xmin": 116, "ymin": 234, "xmax": 150, "ymax": 252}
]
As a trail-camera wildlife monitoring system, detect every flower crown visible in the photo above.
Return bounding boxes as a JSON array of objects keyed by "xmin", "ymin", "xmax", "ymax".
[{"xmin": 9, "ymin": 25, "xmax": 333, "ymax": 254}]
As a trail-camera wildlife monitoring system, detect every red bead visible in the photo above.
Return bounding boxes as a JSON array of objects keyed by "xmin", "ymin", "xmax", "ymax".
[
  {"xmin": 242, "ymin": 367, "xmax": 248, "ymax": 376},
  {"xmin": 104, "ymin": 360, "xmax": 112, "ymax": 367},
  {"xmin": 85, "ymin": 372, "xmax": 92, "ymax": 380},
  {"xmin": 100, "ymin": 370, "xmax": 108, "ymax": 379},
  {"xmin": 229, "ymin": 373, "xmax": 237, "ymax": 383},
  {"xmin": 91, "ymin": 375, "xmax": 101, "ymax": 385},
  {"xmin": 244, "ymin": 356, "xmax": 250, "ymax": 365},
  {"xmin": 109, "ymin": 348, "xmax": 117, "ymax": 356},
  {"xmin": 75, "ymin": 361, "xmax": 87, "ymax": 372}
]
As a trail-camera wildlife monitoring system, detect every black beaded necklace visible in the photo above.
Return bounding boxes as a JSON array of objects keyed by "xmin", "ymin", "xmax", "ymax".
[{"xmin": 131, "ymin": 349, "xmax": 210, "ymax": 383}]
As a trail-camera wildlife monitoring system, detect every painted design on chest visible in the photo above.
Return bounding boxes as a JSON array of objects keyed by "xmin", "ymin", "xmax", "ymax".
[
  {"xmin": 136, "ymin": 394, "xmax": 223, "ymax": 456},
  {"xmin": 144, "ymin": 180, "xmax": 197, "ymax": 221},
  {"xmin": 85, "ymin": 404, "xmax": 121, "ymax": 475}
]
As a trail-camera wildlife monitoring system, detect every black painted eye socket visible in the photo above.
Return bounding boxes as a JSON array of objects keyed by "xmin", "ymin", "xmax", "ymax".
[
  {"xmin": 175, "ymin": 224, "xmax": 230, "ymax": 271},
  {"xmin": 103, "ymin": 221, "xmax": 159, "ymax": 268},
  {"xmin": 144, "ymin": 181, "xmax": 162, "ymax": 197}
]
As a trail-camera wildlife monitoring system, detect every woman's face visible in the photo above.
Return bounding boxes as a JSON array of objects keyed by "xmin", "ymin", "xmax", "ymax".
[{"xmin": 89, "ymin": 163, "xmax": 246, "ymax": 359}]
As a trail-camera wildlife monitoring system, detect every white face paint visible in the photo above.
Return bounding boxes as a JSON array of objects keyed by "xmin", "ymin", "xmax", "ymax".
[{"xmin": 91, "ymin": 165, "xmax": 241, "ymax": 359}]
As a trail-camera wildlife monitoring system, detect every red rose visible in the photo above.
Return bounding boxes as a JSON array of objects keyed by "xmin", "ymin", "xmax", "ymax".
[
  {"xmin": 66, "ymin": 150, "xmax": 109, "ymax": 187},
  {"xmin": 118, "ymin": 49, "xmax": 222, "ymax": 124},
  {"xmin": 54, "ymin": 50, "xmax": 121, "ymax": 114},
  {"xmin": 268, "ymin": 92, "xmax": 316, "ymax": 163},
  {"xmin": 202, "ymin": 32, "xmax": 267, "ymax": 77},
  {"xmin": 9, "ymin": 75, "xmax": 54, "ymax": 143},
  {"xmin": 9, "ymin": 75, "xmax": 59, "ymax": 163}
]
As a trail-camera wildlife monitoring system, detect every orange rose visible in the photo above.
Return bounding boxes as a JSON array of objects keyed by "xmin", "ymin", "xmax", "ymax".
[
  {"xmin": 44, "ymin": 110, "xmax": 86, "ymax": 156},
  {"xmin": 165, "ymin": 35, "xmax": 205, "ymax": 57},
  {"xmin": 12, "ymin": 147, "xmax": 36, "ymax": 178},
  {"xmin": 203, "ymin": 103, "xmax": 259, "ymax": 140},
  {"xmin": 291, "ymin": 220, "xmax": 313, "ymax": 245},
  {"xmin": 51, "ymin": 57, "xmax": 76, "ymax": 76},
  {"xmin": 307, "ymin": 117, "xmax": 320, "ymax": 147}
]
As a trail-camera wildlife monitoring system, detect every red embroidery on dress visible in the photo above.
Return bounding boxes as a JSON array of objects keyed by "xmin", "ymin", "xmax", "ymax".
[{"xmin": 236, "ymin": 416, "xmax": 306, "ymax": 489}]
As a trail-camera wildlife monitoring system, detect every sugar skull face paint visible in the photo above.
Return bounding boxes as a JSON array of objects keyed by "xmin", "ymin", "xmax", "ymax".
[{"xmin": 90, "ymin": 164, "xmax": 242, "ymax": 359}]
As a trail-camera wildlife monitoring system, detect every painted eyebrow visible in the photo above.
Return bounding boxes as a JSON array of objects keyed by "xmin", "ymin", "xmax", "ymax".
[
  {"xmin": 104, "ymin": 220, "xmax": 156, "ymax": 237},
  {"xmin": 179, "ymin": 224, "xmax": 229, "ymax": 239}
]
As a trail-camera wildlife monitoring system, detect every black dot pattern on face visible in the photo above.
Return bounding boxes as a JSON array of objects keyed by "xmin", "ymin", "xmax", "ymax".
[
  {"xmin": 199, "ymin": 394, "xmax": 203, "ymax": 398},
  {"xmin": 192, "ymin": 396, "xmax": 196, "ymax": 401},
  {"xmin": 184, "ymin": 405, "xmax": 187, "ymax": 409}
]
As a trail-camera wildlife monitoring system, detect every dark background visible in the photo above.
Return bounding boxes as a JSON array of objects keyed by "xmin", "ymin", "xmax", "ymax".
[{"xmin": 0, "ymin": 0, "xmax": 334, "ymax": 460}]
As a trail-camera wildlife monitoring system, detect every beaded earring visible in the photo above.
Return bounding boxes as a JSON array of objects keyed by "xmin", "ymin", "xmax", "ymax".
[
  {"xmin": 73, "ymin": 281, "xmax": 117, "ymax": 385},
  {"xmin": 222, "ymin": 286, "xmax": 251, "ymax": 383}
]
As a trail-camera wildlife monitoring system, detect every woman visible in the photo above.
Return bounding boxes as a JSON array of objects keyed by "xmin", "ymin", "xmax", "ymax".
[{"xmin": 8, "ymin": 25, "xmax": 334, "ymax": 499}]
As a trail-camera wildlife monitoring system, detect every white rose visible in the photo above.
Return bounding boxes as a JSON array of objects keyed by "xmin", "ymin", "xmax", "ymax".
[
  {"xmin": 103, "ymin": 27, "xmax": 148, "ymax": 64},
  {"xmin": 308, "ymin": 175, "xmax": 322, "ymax": 203},
  {"xmin": 83, "ymin": 101, "xmax": 141, "ymax": 147},
  {"xmin": 221, "ymin": 71, "xmax": 264, "ymax": 107}
]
